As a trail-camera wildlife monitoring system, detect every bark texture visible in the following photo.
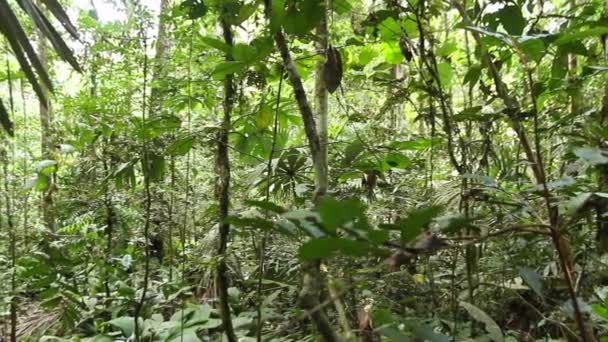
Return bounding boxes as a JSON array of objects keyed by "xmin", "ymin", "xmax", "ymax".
[
  {"xmin": 215, "ymin": 17, "xmax": 238, "ymax": 342},
  {"xmin": 36, "ymin": 3, "xmax": 55, "ymax": 233},
  {"xmin": 264, "ymin": 1, "xmax": 338, "ymax": 340}
]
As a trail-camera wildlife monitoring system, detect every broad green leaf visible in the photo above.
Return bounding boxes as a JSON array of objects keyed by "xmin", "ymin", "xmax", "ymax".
[
  {"xmin": 245, "ymin": 200, "xmax": 286, "ymax": 214},
  {"xmin": 463, "ymin": 64, "xmax": 481, "ymax": 86},
  {"xmin": 399, "ymin": 205, "xmax": 443, "ymax": 244},
  {"xmin": 381, "ymin": 41, "xmax": 404, "ymax": 64},
  {"xmin": 38, "ymin": 160, "xmax": 57, "ymax": 175},
  {"xmin": 436, "ymin": 40, "xmax": 458, "ymax": 57},
  {"xmin": 453, "ymin": 106, "xmax": 483, "ymax": 121},
  {"xmin": 592, "ymin": 303, "xmax": 608, "ymax": 321},
  {"xmin": 555, "ymin": 26, "xmax": 608, "ymax": 46},
  {"xmin": 497, "ymin": 6, "xmax": 525, "ymax": 35},
  {"xmin": 212, "ymin": 61, "xmax": 246, "ymax": 80},
  {"xmin": 519, "ymin": 267, "xmax": 543, "ymax": 298},
  {"xmin": 460, "ymin": 302, "xmax": 504, "ymax": 342},
  {"xmin": 437, "ymin": 62, "xmax": 453, "ymax": 87},
  {"xmin": 337, "ymin": 171, "xmax": 362, "ymax": 183},
  {"xmin": 168, "ymin": 137, "xmax": 195, "ymax": 156},
  {"xmin": 332, "ymin": 0, "xmax": 352, "ymax": 14},
  {"xmin": 358, "ymin": 45, "xmax": 376, "ymax": 65},
  {"xmin": 200, "ymin": 36, "xmax": 231, "ymax": 54},
  {"xmin": 378, "ymin": 17, "xmax": 400, "ymax": 41},
  {"xmin": 298, "ymin": 237, "xmax": 373, "ymax": 260},
  {"xmin": 344, "ymin": 141, "xmax": 365, "ymax": 164},
  {"xmin": 412, "ymin": 323, "xmax": 450, "ymax": 342},
  {"xmin": 518, "ymin": 37, "xmax": 545, "ymax": 62},
  {"xmin": 390, "ymin": 138, "xmax": 437, "ymax": 150},
  {"xmin": 318, "ymin": 197, "xmax": 363, "ymax": 232},
  {"xmin": 180, "ymin": 0, "xmax": 207, "ymax": 19},
  {"xmin": 282, "ymin": 0, "xmax": 323, "ymax": 35},
  {"xmin": 141, "ymin": 115, "xmax": 181, "ymax": 138},
  {"xmin": 382, "ymin": 153, "xmax": 410, "ymax": 170},
  {"xmin": 255, "ymin": 105, "xmax": 274, "ymax": 129},
  {"xmin": 377, "ymin": 326, "xmax": 412, "ymax": 341},
  {"xmin": 108, "ymin": 316, "xmax": 138, "ymax": 337},
  {"xmin": 235, "ymin": 2, "xmax": 258, "ymax": 25},
  {"xmin": 574, "ymin": 147, "xmax": 608, "ymax": 165}
]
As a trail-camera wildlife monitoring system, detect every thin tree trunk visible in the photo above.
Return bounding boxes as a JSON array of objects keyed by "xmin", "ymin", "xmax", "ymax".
[
  {"xmin": 215, "ymin": 17, "xmax": 238, "ymax": 342},
  {"xmin": 315, "ymin": 11, "xmax": 329, "ymax": 199},
  {"xmin": 36, "ymin": 7, "xmax": 55, "ymax": 232},
  {"xmin": 453, "ymin": 2, "xmax": 595, "ymax": 340},
  {"xmin": 315, "ymin": 7, "xmax": 353, "ymax": 339},
  {"xmin": 597, "ymin": 0, "xmax": 608, "ymax": 254},
  {"xmin": 149, "ymin": 0, "xmax": 172, "ymax": 116},
  {"xmin": 264, "ymin": 1, "xmax": 338, "ymax": 341}
]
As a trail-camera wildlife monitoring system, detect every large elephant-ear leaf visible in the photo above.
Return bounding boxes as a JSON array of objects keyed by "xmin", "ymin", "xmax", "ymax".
[
  {"xmin": 17, "ymin": 0, "xmax": 82, "ymax": 72},
  {"xmin": 40, "ymin": 0, "xmax": 79, "ymax": 39},
  {"xmin": 0, "ymin": 0, "xmax": 54, "ymax": 96},
  {"xmin": 0, "ymin": 11, "xmax": 49, "ymax": 106},
  {"xmin": 0, "ymin": 100, "xmax": 14, "ymax": 137}
]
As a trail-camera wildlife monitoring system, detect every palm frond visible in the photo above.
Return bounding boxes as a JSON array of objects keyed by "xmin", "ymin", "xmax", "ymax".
[{"xmin": 0, "ymin": 0, "xmax": 81, "ymax": 137}]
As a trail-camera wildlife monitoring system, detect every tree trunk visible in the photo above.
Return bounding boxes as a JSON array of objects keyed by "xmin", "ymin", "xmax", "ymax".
[
  {"xmin": 598, "ymin": 0, "xmax": 608, "ymax": 254},
  {"xmin": 36, "ymin": 4, "xmax": 55, "ymax": 233},
  {"xmin": 149, "ymin": 0, "xmax": 173, "ymax": 116},
  {"xmin": 264, "ymin": 1, "xmax": 338, "ymax": 341},
  {"xmin": 215, "ymin": 17, "xmax": 238, "ymax": 342}
]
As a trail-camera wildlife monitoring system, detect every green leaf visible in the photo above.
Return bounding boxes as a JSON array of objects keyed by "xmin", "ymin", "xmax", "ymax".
[
  {"xmin": 344, "ymin": 141, "xmax": 365, "ymax": 164},
  {"xmin": 592, "ymin": 303, "xmax": 608, "ymax": 321},
  {"xmin": 318, "ymin": 197, "xmax": 363, "ymax": 232},
  {"xmin": 37, "ymin": 160, "xmax": 57, "ymax": 175},
  {"xmin": 519, "ymin": 267, "xmax": 543, "ymax": 298},
  {"xmin": 332, "ymin": 0, "xmax": 352, "ymax": 14},
  {"xmin": 460, "ymin": 302, "xmax": 504, "ymax": 342},
  {"xmin": 234, "ymin": 2, "xmax": 258, "ymax": 25},
  {"xmin": 574, "ymin": 147, "xmax": 608, "ymax": 165},
  {"xmin": 200, "ymin": 36, "xmax": 231, "ymax": 54},
  {"xmin": 518, "ymin": 37, "xmax": 545, "ymax": 62},
  {"xmin": 382, "ymin": 153, "xmax": 410, "ymax": 170},
  {"xmin": 255, "ymin": 105, "xmax": 274, "ymax": 129},
  {"xmin": 389, "ymin": 138, "xmax": 436, "ymax": 150},
  {"xmin": 381, "ymin": 41, "xmax": 403, "ymax": 64},
  {"xmin": 180, "ymin": 0, "xmax": 207, "ymax": 19},
  {"xmin": 437, "ymin": 62, "xmax": 453, "ymax": 87},
  {"xmin": 212, "ymin": 61, "xmax": 246, "ymax": 80},
  {"xmin": 497, "ymin": 5, "xmax": 525, "ymax": 35},
  {"xmin": 282, "ymin": 0, "xmax": 323, "ymax": 35},
  {"xmin": 399, "ymin": 205, "xmax": 443, "ymax": 244},
  {"xmin": 298, "ymin": 237, "xmax": 373, "ymax": 260},
  {"xmin": 411, "ymin": 323, "xmax": 450, "ymax": 342},
  {"xmin": 436, "ymin": 40, "xmax": 458, "ymax": 57},
  {"xmin": 168, "ymin": 137, "xmax": 195, "ymax": 156},
  {"xmin": 463, "ymin": 64, "xmax": 481, "ymax": 86},
  {"xmin": 337, "ymin": 171, "xmax": 362, "ymax": 183},
  {"xmin": 108, "ymin": 316, "xmax": 138, "ymax": 337},
  {"xmin": 378, "ymin": 17, "xmax": 400, "ymax": 41},
  {"xmin": 555, "ymin": 26, "xmax": 608, "ymax": 46},
  {"xmin": 141, "ymin": 115, "xmax": 181, "ymax": 138},
  {"xmin": 358, "ymin": 45, "xmax": 376, "ymax": 65},
  {"xmin": 245, "ymin": 200, "xmax": 286, "ymax": 214}
]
